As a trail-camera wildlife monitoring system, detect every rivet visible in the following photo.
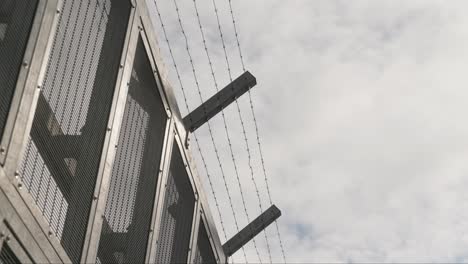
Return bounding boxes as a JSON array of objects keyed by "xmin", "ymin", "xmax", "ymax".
[
  {"xmin": 56, "ymin": 9, "xmax": 61, "ymax": 13},
  {"xmin": 14, "ymin": 171, "xmax": 19, "ymax": 178},
  {"xmin": 0, "ymin": 232, "xmax": 5, "ymax": 238},
  {"xmin": 17, "ymin": 182, "xmax": 22, "ymax": 189},
  {"xmin": 5, "ymin": 236, "xmax": 10, "ymax": 242},
  {"xmin": 0, "ymin": 147, "xmax": 4, "ymax": 153},
  {"xmin": 37, "ymin": 85, "xmax": 41, "ymax": 90},
  {"xmin": 107, "ymin": 127, "xmax": 111, "ymax": 131},
  {"xmin": 93, "ymin": 195, "xmax": 98, "ymax": 200},
  {"xmin": 119, "ymin": 64, "xmax": 123, "ymax": 68},
  {"xmin": 149, "ymin": 229, "xmax": 153, "ymax": 233},
  {"xmin": 22, "ymin": 61, "xmax": 28, "ymax": 67},
  {"xmin": 48, "ymin": 231, "xmax": 53, "ymax": 236}
]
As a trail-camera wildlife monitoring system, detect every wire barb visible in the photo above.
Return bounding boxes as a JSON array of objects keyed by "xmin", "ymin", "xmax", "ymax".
[
  {"xmin": 151, "ymin": 0, "xmax": 239, "ymax": 258},
  {"xmin": 227, "ymin": 0, "xmax": 287, "ymax": 262},
  {"xmin": 208, "ymin": 0, "xmax": 274, "ymax": 262}
]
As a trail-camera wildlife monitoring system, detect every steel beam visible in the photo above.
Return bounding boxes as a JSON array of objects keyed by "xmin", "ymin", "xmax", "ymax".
[
  {"xmin": 183, "ymin": 71, "xmax": 256, "ymax": 132},
  {"xmin": 222, "ymin": 205, "xmax": 281, "ymax": 257}
]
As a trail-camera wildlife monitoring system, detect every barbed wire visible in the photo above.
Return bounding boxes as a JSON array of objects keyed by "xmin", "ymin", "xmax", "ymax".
[
  {"xmin": 192, "ymin": 0, "xmax": 264, "ymax": 263},
  {"xmin": 151, "ymin": 1, "xmax": 248, "ymax": 262},
  {"xmin": 226, "ymin": 0, "xmax": 287, "ymax": 262},
  {"xmin": 209, "ymin": 0, "xmax": 275, "ymax": 262}
]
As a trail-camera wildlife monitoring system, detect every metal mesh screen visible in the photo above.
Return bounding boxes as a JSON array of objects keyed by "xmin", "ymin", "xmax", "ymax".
[
  {"xmin": 0, "ymin": 0, "xmax": 38, "ymax": 139},
  {"xmin": 18, "ymin": 0, "xmax": 130, "ymax": 262},
  {"xmin": 154, "ymin": 144, "xmax": 195, "ymax": 263},
  {"xmin": 194, "ymin": 220, "xmax": 217, "ymax": 264},
  {"xmin": 96, "ymin": 38, "xmax": 167, "ymax": 264},
  {"xmin": 0, "ymin": 244, "xmax": 20, "ymax": 264}
]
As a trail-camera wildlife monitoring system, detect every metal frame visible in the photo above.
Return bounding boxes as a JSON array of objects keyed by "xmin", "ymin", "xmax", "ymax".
[
  {"xmin": 0, "ymin": 0, "xmax": 60, "ymax": 175},
  {"xmin": 80, "ymin": 2, "xmax": 138, "ymax": 262},
  {"xmin": 0, "ymin": 221, "xmax": 34, "ymax": 263},
  {"xmin": 0, "ymin": 0, "xmax": 230, "ymax": 262},
  {"xmin": 172, "ymin": 126, "xmax": 227, "ymax": 263},
  {"xmin": 145, "ymin": 122, "xmax": 175, "ymax": 263},
  {"xmin": 188, "ymin": 201, "xmax": 202, "ymax": 263},
  {"xmin": 0, "ymin": 160, "xmax": 70, "ymax": 262},
  {"xmin": 173, "ymin": 131, "xmax": 201, "ymax": 263},
  {"xmin": 137, "ymin": 0, "xmax": 228, "ymax": 261}
]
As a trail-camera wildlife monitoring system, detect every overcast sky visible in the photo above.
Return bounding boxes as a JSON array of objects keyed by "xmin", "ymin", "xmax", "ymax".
[{"xmin": 147, "ymin": 0, "xmax": 468, "ymax": 262}]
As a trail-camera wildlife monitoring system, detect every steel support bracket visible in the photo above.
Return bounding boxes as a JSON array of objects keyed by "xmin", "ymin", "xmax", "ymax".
[
  {"xmin": 183, "ymin": 71, "xmax": 257, "ymax": 133},
  {"xmin": 222, "ymin": 204, "xmax": 281, "ymax": 257}
]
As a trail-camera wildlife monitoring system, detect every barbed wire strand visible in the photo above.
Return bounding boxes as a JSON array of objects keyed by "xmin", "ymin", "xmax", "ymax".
[
  {"xmin": 192, "ymin": 0, "xmax": 265, "ymax": 263},
  {"xmin": 227, "ymin": 0, "xmax": 287, "ymax": 262},
  {"xmin": 208, "ymin": 0, "xmax": 275, "ymax": 263},
  {"xmin": 151, "ymin": 2, "xmax": 248, "ymax": 262}
]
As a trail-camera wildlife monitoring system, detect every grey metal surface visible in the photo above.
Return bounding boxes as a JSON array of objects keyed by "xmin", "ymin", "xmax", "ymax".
[
  {"xmin": 0, "ymin": 165, "xmax": 69, "ymax": 263},
  {"xmin": 0, "ymin": 243, "xmax": 20, "ymax": 264},
  {"xmin": 194, "ymin": 220, "xmax": 217, "ymax": 264},
  {"xmin": 183, "ymin": 71, "xmax": 256, "ymax": 132},
  {"xmin": 223, "ymin": 205, "xmax": 281, "ymax": 257},
  {"xmin": 18, "ymin": 0, "xmax": 131, "ymax": 262},
  {"xmin": 96, "ymin": 37, "xmax": 168, "ymax": 264},
  {"xmin": 0, "ymin": 0, "xmax": 38, "ymax": 141},
  {"xmin": 80, "ymin": 5, "xmax": 137, "ymax": 263},
  {"xmin": 0, "ymin": 0, "xmax": 233, "ymax": 262},
  {"xmin": 154, "ymin": 141, "xmax": 196, "ymax": 263}
]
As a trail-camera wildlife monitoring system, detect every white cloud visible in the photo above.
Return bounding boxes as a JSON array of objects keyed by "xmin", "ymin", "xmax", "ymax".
[{"xmin": 148, "ymin": 0, "xmax": 468, "ymax": 262}]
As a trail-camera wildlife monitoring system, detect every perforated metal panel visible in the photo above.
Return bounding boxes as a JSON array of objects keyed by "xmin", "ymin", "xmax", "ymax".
[
  {"xmin": 18, "ymin": 0, "xmax": 130, "ymax": 262},
  {"xmin": 0, "ymin": 244, "xmax": 20, "ymax": 264},
  {"xmin": 0, "ymin": 0, "xmax": 38, "ymax": 139},
  {"xmin": 154, "ymin": 144, "xmax": 195, "ymax": 263},
  {"xmin": 194, "ymin": 220, "xmax": 217, "ymax": 264},
  {"xmin": 96, "ymin": 38, "xmax": 167, "ymax": 264}
]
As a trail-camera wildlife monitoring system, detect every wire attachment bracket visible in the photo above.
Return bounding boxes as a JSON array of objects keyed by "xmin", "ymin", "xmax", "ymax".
[
  {"xmin": 183, "ymin": 71, "xmax": 256, "ymax": 133},
  {"xmin": 222, "ymin": 204, "xmax": 281, "ymax": 257}
]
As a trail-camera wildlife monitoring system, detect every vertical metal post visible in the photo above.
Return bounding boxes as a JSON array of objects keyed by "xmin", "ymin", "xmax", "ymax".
[
  {"xmin": 187, "ymin": 191, "xmax": 201, "ymax": 263},
  {"xmin": 80, "ymin": 4, "xmax": 137, "ymax": 263},
  {"xmin": 146, "ymin": 122, "xmax": 175, "ymax": 263}
]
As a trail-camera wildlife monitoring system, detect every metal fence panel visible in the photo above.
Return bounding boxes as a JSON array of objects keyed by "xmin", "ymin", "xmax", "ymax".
[
  {"xmin": 18, "ymin": 0, "xmax": 130, "ymax": 262},
  {"xmin": 194, "ymin": 220, "xmax": 217, "ymax": 264},
  {"xmin": 0, "ymin": 0, "xmax": 38, "ymax": 140},
  {"xmin": 96, "ymin": 38, "xmax": 167, "ymax": 264},
  {"xmin": 154, "ymin": 144, "xmax": 195, "ymax": 263}
]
